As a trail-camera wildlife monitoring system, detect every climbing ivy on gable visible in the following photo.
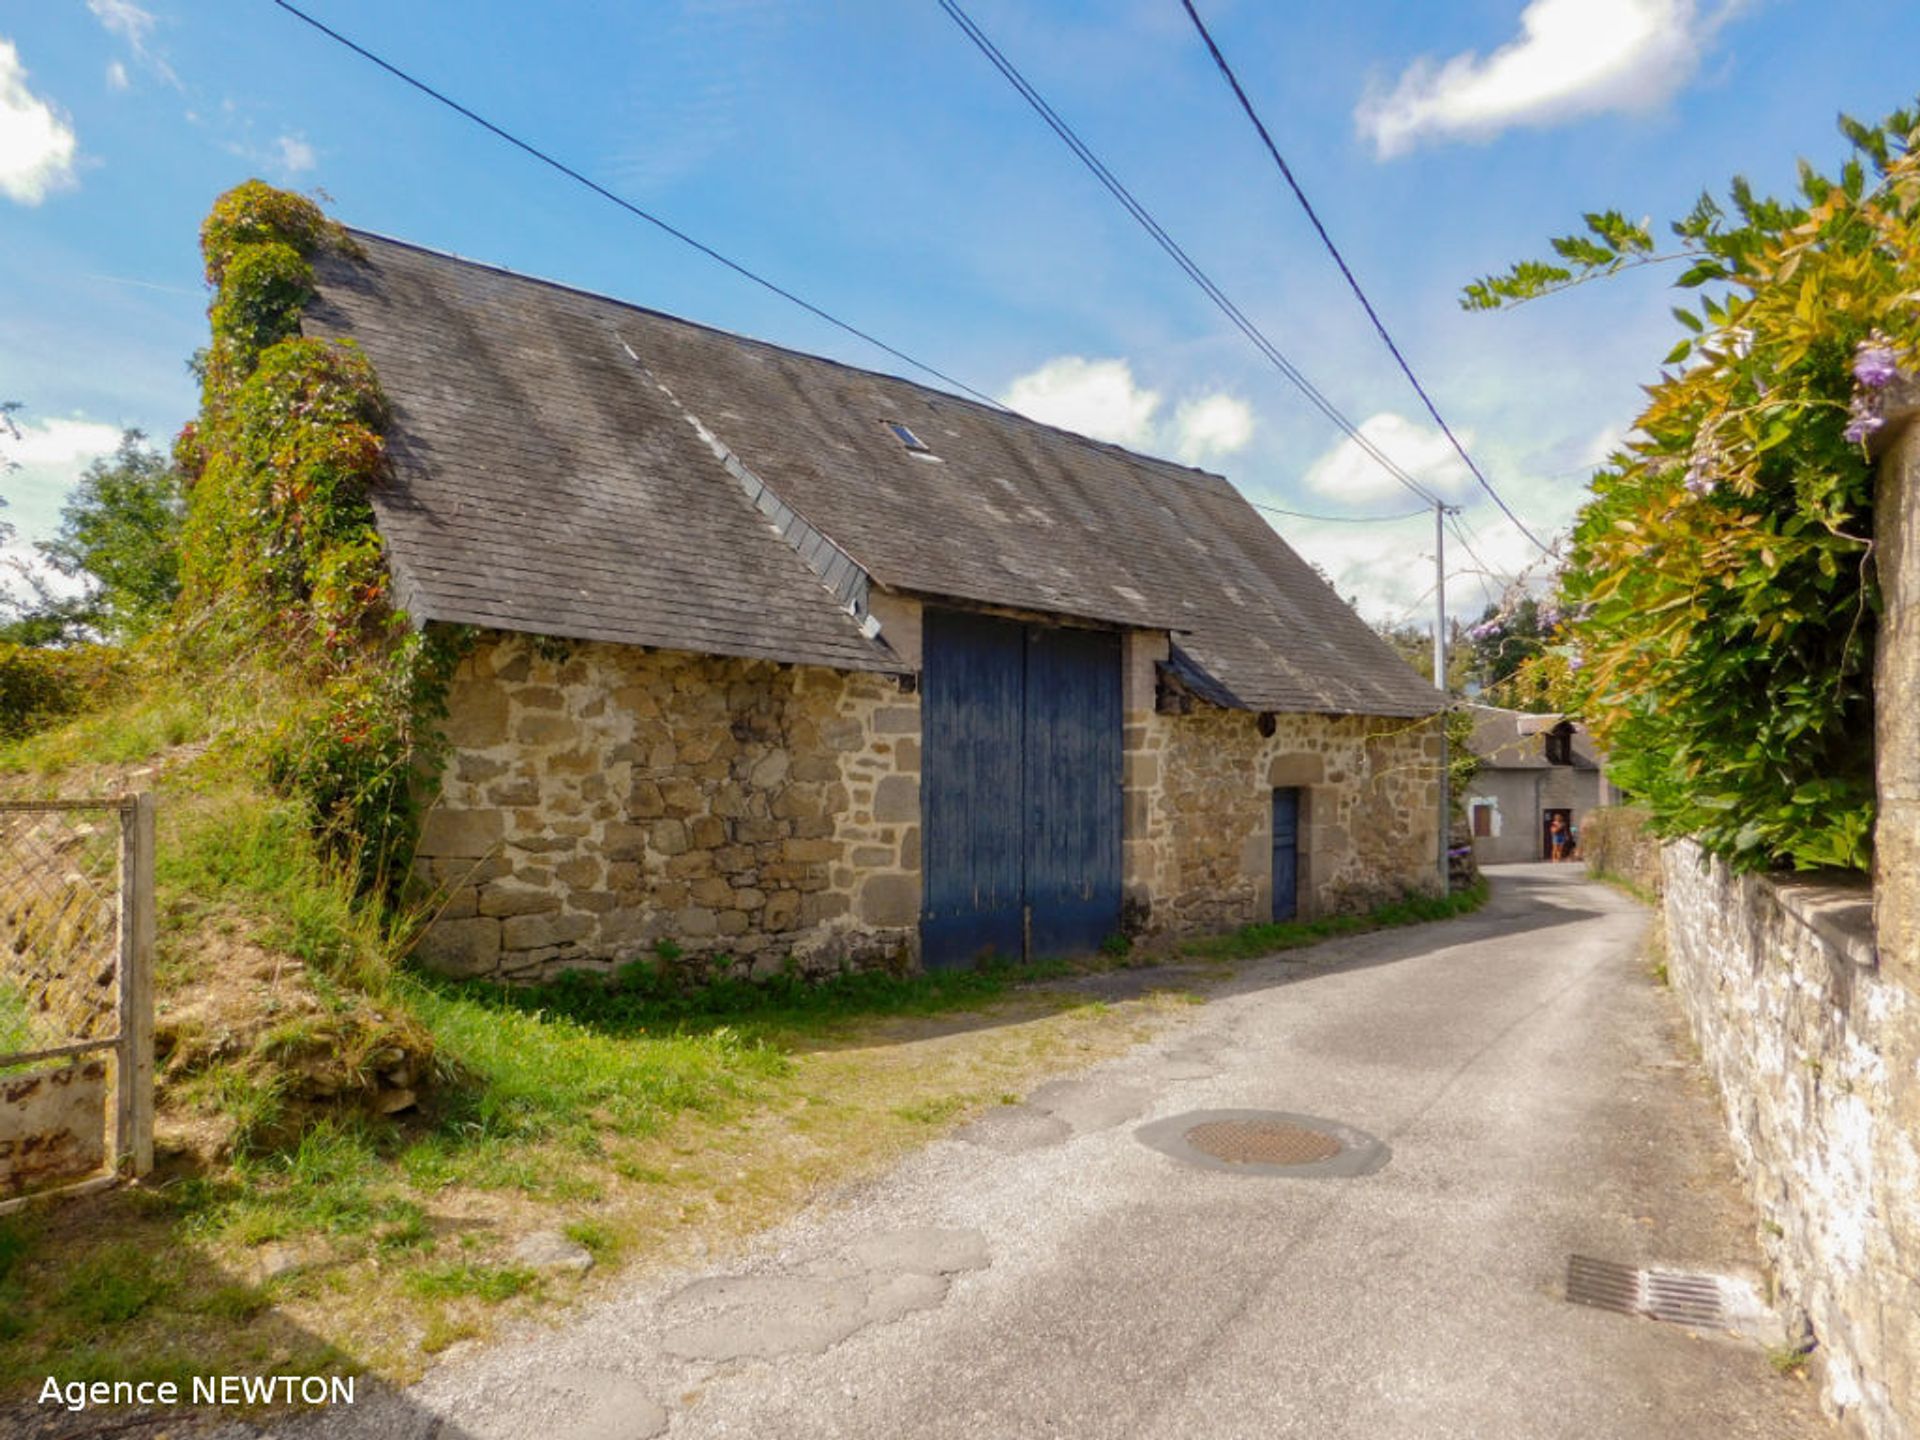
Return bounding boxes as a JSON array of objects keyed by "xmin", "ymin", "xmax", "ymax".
[{"xmin": 176, "ymin": 180, "xmax": 464, "ymax": 895}]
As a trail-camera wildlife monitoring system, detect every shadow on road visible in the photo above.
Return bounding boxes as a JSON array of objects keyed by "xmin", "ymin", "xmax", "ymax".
[{"xmin": 775, "ymin": 866, "xmax": 1623, "ymax": 1057}]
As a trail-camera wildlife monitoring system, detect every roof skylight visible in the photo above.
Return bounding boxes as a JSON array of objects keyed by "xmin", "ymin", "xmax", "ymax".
[{"xmin": 886, "ymin": 421, "xmax": 930, "ymax": 453}]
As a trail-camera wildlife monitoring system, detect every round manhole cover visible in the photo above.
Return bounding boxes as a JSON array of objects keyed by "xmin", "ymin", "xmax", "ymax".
[
  {"xmin": 1135, "ymin": 1108, "xmax": 1390, "ymax": 1178},
  {"xmin": 1184, "ymin": 1118, "xmax": 1343, "ymax": 1166}
]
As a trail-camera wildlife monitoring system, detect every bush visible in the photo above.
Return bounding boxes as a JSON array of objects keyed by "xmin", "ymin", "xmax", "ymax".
[
  {"xmin": 1470, "ymin": 103, "xmax": 1920, "ymax": 872},
  {"xmin": 0, "ymin": 644, "xmax": 127, "ymax": 741}
]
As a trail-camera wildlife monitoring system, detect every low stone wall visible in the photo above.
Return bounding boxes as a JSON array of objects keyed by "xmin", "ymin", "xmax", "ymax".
[
  {"xmin": 1126, "ymin": 700, "xmax": 1442, "ymax": 936},
  {"xmin": 0, "ymin": 1061, "xmax": 109, "ymax": 1198},
  {"xmin": 1662, "ymin": 841, "xmax": 1919, "ymax": 1439},
  {"xmin": 415, "ymin": 635, "xmax": 921, "ymax": 981},
  {"xmin": 1580, "ymin": 806, "xmax": 1661, "ymax": 896}
]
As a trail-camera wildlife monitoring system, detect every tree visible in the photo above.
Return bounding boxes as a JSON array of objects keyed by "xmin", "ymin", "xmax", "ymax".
[
  {"xmin": 1, "ymin": 430, "xmax": 184, "ymax": 645},
  {"xmin": 1460, "ymin": 597, "xmax": 1556, "ymax": 701},
  {"xmin": 1371, "ymin": 616, "xmax": 1475, "ymax": 692}
]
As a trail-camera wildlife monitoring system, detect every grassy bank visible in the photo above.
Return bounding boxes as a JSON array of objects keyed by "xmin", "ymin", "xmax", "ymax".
[{"xmin": 0, "ymin": 959, "xmax": 1190, "ymax": 1391}]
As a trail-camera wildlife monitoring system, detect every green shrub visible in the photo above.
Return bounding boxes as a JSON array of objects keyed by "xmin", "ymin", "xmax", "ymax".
[
  {"xmin": 1469, "ymin": 104, "xmax": 1920, "ymax": 871},
  {"xmin": 0, "ymin": 643, "xmax": 127, "ymax": 740}
]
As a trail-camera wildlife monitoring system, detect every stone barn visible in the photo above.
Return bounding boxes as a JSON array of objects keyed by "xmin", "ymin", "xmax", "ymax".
[{"xmin": 303, "ymin": 232, "xmax": 1445, "ymax": 979}]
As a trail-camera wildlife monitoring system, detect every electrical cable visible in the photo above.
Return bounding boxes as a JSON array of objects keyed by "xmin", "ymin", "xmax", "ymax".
[
  {"xmin": 939, "ymin": 0, "xmax": 1445, "ymax": 509},
  {"xmin": 1177, "ymin": 0, "xmax": 1551, "ymax": 553},
  {"xmin": 1252, "ymin": 502, "xmax": 1429, "ymax": 524},
  {"xmin": 268, "ymin": 0, "xmax": 1008, "ymax": 410},
  {"xmin": 273, "ymin": 0, "xmax": 1442, "ymax": 530}
]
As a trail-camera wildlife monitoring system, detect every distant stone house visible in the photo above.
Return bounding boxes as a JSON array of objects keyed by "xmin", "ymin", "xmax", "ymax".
[
  {"xmin": 1461, "ymin": 707, "xmax": 1620, "ymax": 864},
  {"xmin": 304, "ymin": 232, "xmax": 1445, "ymax": 979}
]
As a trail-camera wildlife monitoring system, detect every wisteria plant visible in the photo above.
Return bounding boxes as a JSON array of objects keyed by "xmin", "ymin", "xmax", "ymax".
[{"xmin": 1464, "ymin": 104, "xmax": 1920, "ymax": 872}]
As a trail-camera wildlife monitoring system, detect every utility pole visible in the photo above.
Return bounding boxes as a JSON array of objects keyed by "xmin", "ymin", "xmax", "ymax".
[
  {"xmin": 1434, "ymin": 502, "xmax": 1453, "ymax": 892},
  {"xmin": 1433, "ymin": 503, "xmax": 1448, "ymax": 695}
]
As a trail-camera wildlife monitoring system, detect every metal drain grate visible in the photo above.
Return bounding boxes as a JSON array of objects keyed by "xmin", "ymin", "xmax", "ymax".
[
  {"xmin": 1566, "ymin": 1255, "xmax": 1729, "ymax": 1330},
  {"xmin": 1184, "ymin": 1119, "xmax": 1342, "ymax": 1166}
]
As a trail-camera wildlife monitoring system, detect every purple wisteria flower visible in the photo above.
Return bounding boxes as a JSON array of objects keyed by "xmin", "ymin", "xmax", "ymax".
[
  {"xmin": 1681, "ymin": 434, "xmax": 1722, "ymax": 499},
  {"xmin": 1853, "ymin": 335, "xmax": 1900, "ymax": 390},
  {"xmin": 1567, "ymin": 655, "xmax": 1585, "ymax": 674},
  {"xmin": 1845, "ymin": 393, "xmax": 1887, "ymax": 445}
]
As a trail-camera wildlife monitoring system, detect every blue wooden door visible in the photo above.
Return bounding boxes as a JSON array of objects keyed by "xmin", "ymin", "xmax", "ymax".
[
  {"xmin": 1024, "ymin": 625, "xmax": 1122, "ymax": 956},
  {"xmin": 921, "ymin": 610, "xmax": 1025, "ymax": 965},
  {"xmin": 1272, "ymin": 787, "xmax": 1301, "ymax": 922},
  {"xmin": 921, "ymin": 609, "xmax": 1122, "ymax": 968}
]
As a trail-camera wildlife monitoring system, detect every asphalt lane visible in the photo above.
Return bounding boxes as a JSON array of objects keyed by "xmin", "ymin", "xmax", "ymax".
[{"xmin": 291, "ymin": 863, "xmax": 1833, "ymax": 1440}]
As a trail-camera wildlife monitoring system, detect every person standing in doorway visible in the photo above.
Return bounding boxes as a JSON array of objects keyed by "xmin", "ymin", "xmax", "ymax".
[{"xmin": 1548, "ymin": 813, "xmax": 1573, "ymax": 862}]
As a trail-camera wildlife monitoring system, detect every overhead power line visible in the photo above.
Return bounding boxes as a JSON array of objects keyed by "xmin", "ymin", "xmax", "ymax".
[
  {"xmin": 1252, "ymin": 502, "xmax": 1429, "ymax": 524},
  {"xmin": 271, "ymin": 1, "xmax": 1430, "ymax": 530},
  {"xmin": 938, "ymin": 0, "xmax": 1445, "ymax": 511},
  {"xmin": 1177, "ymin": 0, "xmax": 1550, "ymax": 554},
  {"xmin": 268, "ymin": 0, "xmax": 1006, "ymax": 410}
]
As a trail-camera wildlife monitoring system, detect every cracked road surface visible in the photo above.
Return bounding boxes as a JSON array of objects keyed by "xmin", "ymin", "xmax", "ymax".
[{"xmin": 284, "ymin": 864, "xmax": 1829, "ymax": 1439}]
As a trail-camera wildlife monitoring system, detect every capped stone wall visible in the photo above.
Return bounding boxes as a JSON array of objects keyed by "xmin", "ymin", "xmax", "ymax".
[
  {"xmin": 1662, "ymin": 842, "xmax": 1918, "ymax": 1440},
  {"xmin": 414, "ymin": 634, "xmax": 920, "ymax": 981}
]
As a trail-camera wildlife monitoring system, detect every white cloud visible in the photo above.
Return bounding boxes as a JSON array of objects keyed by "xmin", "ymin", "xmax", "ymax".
[
  {"xmin": 1, "ymin": 418, "xmax": 124, "ymax": 564},
  {"xmin": 8, "ymin": 417, "xmax": 125, "ymax": 469},
  {"xmin": 1303, "ymin": 412, "xmax": 1473, "ymax": 505},
  {"xmin": 87, "ymin": 0, "xmax": 156, "ymax": 50},
  {"xmin": 1001, "ymin": 356, "xmax": 1257, "ymax": 469},
  {"xmin": 106, "ymin": 60, "xmax": 129, "ymax": 92},
  {"xmin": 274, "ymin": 133, "xmax": 316, "ymax": 175},
  {"xmin": 1172, "ymin": 394, "xmax": 1254, "ymax": 463},
  {"xmin": 1004, "ymin": 357, "xmax": 1161, "ymax": 447},
  {"xmin": 86, "ymin": 0, "xmax": 179, "ymax": 89},
  {"xmin": 1357, "ymin": 0, "xmax": 1720, "ymax": 158},
  {"xmin": 0, "ymin": 40, "xmax": 78, "ymax": 205}
]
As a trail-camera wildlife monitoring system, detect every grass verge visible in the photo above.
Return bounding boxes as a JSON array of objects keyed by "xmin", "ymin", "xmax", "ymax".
[
  {"xmin": 1178, "ymin": 880, "xmax": 1488, "ymax": 962},
  {"xmin": 0, "ymin": 970, "xmax": 1191, "ymax": 1396},
  {"xmin": 1585, "ymin": 865, "xmax": 1662, "ymax": 908}
]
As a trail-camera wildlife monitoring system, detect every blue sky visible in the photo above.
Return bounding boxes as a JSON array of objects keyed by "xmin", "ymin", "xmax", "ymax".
[{"xmin": 3, "ymin": 0, "xmax": 1917, "ymax": 623}]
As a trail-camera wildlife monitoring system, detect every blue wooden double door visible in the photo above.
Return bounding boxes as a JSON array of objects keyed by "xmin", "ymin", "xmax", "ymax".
[{"xmin": 921, "ymin": 608, "xmax": 1122, "ymax": 968}]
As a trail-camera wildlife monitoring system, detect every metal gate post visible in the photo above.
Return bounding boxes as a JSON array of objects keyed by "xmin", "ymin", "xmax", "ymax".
[{"xmin": 115, "ymin": 792, "xmax": 155, "ymax": 1178}]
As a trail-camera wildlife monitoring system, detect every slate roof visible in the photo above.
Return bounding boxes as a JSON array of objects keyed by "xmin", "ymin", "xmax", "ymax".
[
  {"xmin": 1465, "ymin": 706, "xmax": 1601, "ymax": 771},
  {"xmin": 304, "ymin": 231, "xmax": 1440, "ymax": 717}
]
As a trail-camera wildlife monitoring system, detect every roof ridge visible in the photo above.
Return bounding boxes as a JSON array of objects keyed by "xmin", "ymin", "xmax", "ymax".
[{"xmin": 336, "ymin": 225, "xmax": 1234, "ymax": 489}]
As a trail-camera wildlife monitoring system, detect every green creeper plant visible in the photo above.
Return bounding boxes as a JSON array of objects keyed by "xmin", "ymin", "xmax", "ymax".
[
  {"xmin": 176, "ymin": 180, "xmax": 464, "ymax": 895},
  {"xmin": 1466, "ymin": 105, "xmax": 1920, "ymax": 872}
]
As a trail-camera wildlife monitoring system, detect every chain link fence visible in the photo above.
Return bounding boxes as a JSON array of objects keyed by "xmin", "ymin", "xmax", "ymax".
[{"xmin": 0, "ymin": 795, "xmax": 153, "ymax": 1208}]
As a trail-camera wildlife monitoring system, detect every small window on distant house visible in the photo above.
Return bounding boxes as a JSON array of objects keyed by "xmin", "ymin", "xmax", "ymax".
[
  {"xmin": 1472, "ymin": 803, "xmax": 1493, "ymax": 838},
  {"xmin": 1544, "ymin": 722, "xmax": 1575, "ymax": 766},
  {"xmin": 886, "ymin": 421, "xmax": 930, "ymax": 453}
]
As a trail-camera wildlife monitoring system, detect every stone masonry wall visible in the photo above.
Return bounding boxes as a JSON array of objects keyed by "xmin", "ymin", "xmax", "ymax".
[
  {"xmin": 1122, "ymin": 660, "xmax": 1443, "ymax": 936},
  {"xmin": 1875, "ymin": 383, "xmax": 1919, "ymax": 979},
  {"xmin": 414, "ymin": 635, "xmax": 921, "ymax": 981},
  {"xmin": 0, "ymin": 814, "xmax": 121, "ymax": 1046},
  {"xmin": 1662, "ymin": 842, "xmax": 1919, "ymax": 1440}
]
